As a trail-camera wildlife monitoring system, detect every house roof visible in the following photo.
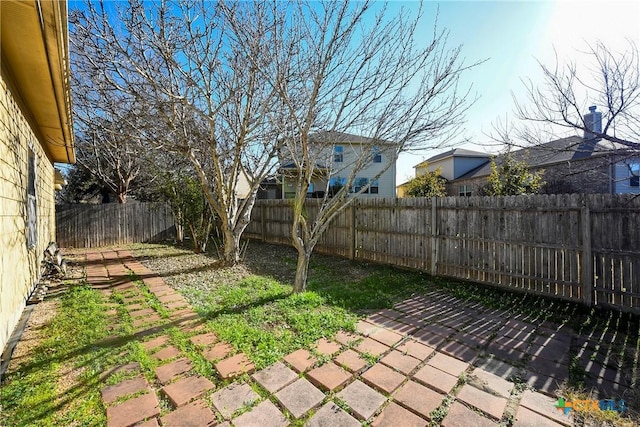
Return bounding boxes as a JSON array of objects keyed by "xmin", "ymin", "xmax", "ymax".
[
  {"xmin": 455, "ymin": 135, "xmax": 630, "ymax": 181},
  {"xmin": 308, "ymin": 131, "xmax": 394, "ymax": 145},
  {"xmin": 415, "ymin": 148, "xmax": 490, "ymax": 168},
  {"xmin": 1, "ymin": 0, "xmax": 75, "ymax": 164}
]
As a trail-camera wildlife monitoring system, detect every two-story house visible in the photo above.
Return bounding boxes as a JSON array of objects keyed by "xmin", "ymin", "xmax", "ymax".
[
  {"xmin": 400, "ymin": 107, "xmax": 640, "ymax": 197},
  {"xmin": 397, "ymin": 148, "xmax": 490, "ymax": 197},
  {"xmin": 277, "ymin": 131, "xmax": 397, "ymax": 199}
]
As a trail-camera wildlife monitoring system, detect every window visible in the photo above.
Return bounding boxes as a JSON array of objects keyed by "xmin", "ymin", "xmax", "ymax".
[
  {"xmin": 354, "ymin": 177, "xmax": 369, "ymax": 193},
  {"xmin": 27, "ymin": 148, "xmax": 37, "ymax": 248},
  {"xmin": 333, "ymin": 145, "xmax": 343, "ymax": 162},
  {"xmin": 458, "ymin": 185, "xmax": 472, "ymax": 197},
  {"xmin": 630, "ymin": 162, "xmax": 640, "ymax": 187},
  {"xmin": 370, "ymin": 179, "xmax": 379, "ymax": 194},
  {"xmin": 306, "ymin": 182, "xmax": 314, "ymax": 196},
  {"xmin": 372, "ymin": 146, "xmax": 382, "ymax": 163},
  {"xmin": 329, "ymin": 176, "xmax": 346, "ymax": 196}
]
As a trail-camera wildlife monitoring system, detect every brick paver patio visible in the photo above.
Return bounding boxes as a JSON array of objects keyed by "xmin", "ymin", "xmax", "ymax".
[{"xmin": 77, "ymin": 248, "xmax": 635, "ymax": 426}]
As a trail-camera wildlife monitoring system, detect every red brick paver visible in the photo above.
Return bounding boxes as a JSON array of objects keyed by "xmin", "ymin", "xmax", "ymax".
[
  {"xmin": 362, "ymin": 363, "xmax": 405, "ymax": 394},
  {"xmin": 307, "ymin": 362, "xmax": 353, "ymax": 391},
  {"xmin": 162, "ymin": 376, "xmax": 215, "ymax": 407},
  {"xmin": 155, "ymin": 358, "xmax": 193, "ymax": 384},
  {"xmin": 456, "ymin": 384, "xmax": 507, "ymax": 420},
  {"xmin": 106, "ymin": 392, "xmax": 160, "ymax": 427},
  {"xmin": 413, "ymin": 364, "xmax": 459, "ymax": 394},
  {"xmin": 159, "ymin": 400, "xmax": 217, "ymax": 427},
  {"xmin": 369, "ymin": 328, "xmax": 404, "ymax": 347},
  {"xmin": 335, "ymin": 349, "xmax": 368, "ymax": 373},
  {"xmin": 84, "ymin": 249, "xmax": 632, "ymax": 427},
  {"xmin": 202, "ymin": 342, "xmax": 234, "ymax": 361},
  {"xmin": 151, "ymin": 345, "xmax": 180, "ymax": 361},
  {"xmin": 215, "ymin": 353, "xmax": 255, "ymax": 379},
  {"xmin": 372, "ymin": 402, "xmax": 428, "ymax": 427},
  {"xmin": 355, "ymin": 337, "xmax": 389, "ymax": 357},
  {"xmin": 427, "ymin": 352, "xmax": 469, "ymax": 377},
  {"xmin": 394, "ymin": 380, "xmax": 444, "ymax": 419},
  {"xmin": 380, "ymin": 350, "xmax": 421, "ymax": 375},
  {"xmin": 101, "ymin": 376, "xmax": 150, "ymax": 404},
  {"xmin": 284, "ymin": 348, "xmax": 317, "ymax": 373},
  {"xmin": 442, "ymin": 402, "xmax": 498, "ymax": 427},
  {"xmin": 396, "ymin": 339, "xmax": 434, "ymax": 360}
]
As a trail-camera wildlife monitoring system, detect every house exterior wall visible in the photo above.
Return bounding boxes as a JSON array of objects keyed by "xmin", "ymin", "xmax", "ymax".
[
  {"xmin": 415, "ymin": 156, "xmax": 489, "ymax": 181},
  {"xmin": 417, "ymin": 157, "xmax": 454, "ymax": 180},
  {"xmin": 613, "ymin": 158, "xmax": 640, "ymax": 194},
  {"xmin": 332, "ymin": 143, "xmax": 396, "ymax": 197},
  {"xmin": 448, "ymin": 156, "xmax": 616, "ymax": 196},
  {"xmin": 0, "ymin": 73, "xmax": 56, "ymax": 353},
  {"xmin": 279, "ymin": 140, "xmax": 397, "ymax": 198},
  {"xmin": 540, "ymin": 158, "xmax": 612, "ymax": 194}
]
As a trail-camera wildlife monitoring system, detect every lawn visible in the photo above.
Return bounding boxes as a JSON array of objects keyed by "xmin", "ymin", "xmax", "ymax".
[{"xmin": 0, "ymin": 240, "xmax": 637, "ymax": 426}]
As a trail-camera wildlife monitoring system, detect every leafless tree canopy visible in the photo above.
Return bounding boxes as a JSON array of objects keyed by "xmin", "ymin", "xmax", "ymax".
[
  {"xmin": 70, "ymin": 0, "xmax": 476, "ymax": 273},
  {"xmin": 249, "ymin": 1, "xmax": 477, "ymax": 291},
  {"xmin": 516, "ymin": 40, "xmax": 640, "ymax": 149}
]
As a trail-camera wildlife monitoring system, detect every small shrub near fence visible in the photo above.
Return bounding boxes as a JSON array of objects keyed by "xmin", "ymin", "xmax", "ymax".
[
  {"xmin": 245, "ymin": 194, "xmax": 640, "ymax": 315},
  {"xmin": 56, "ymin": 202, "xmax": 175, "ymax": 248}
]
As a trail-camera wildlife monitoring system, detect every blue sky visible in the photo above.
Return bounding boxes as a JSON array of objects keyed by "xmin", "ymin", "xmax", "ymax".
[
  {"xmin": 393, "ymin": 0, "xmax": 640, "ymax": 182},
  {"xmin": 68, "ymin": 1, "xmax": 639, "ymax": 183}
]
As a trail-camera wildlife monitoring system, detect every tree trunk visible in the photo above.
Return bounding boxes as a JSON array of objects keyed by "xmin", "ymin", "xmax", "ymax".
[
  {"xmin": 175, "ymin": 223, "xmax": 184, "ymax": 244},
  {"xmin": 293, "ymin": 247, "xmax": 312, "ymax": 293},
  {"xmin": 116, "ymin": 192, "xmax": 127, "ymax": 203},
  {"xmin": 221, "ymin": 227, "xmax": 242, "ymax": 265}
]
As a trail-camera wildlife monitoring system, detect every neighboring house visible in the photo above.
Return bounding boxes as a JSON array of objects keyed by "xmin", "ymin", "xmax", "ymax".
[
  {"xmin": 401, "ymin": 107, "xmax": 639, "ymax": 197},
  {"xmin": 452, "ymin": 136, "xmax": 637, "ymax": 196},
  {"xmin": 277, "ymin": 131, "xmax": 397, "ymax": 199},
  {"xmin": 1, "ymin": 0, "xmax": 75, "ymax": 354},
  {"xmin": 397, "ymin": 148, "xmax": 490, "ymax": 197}
]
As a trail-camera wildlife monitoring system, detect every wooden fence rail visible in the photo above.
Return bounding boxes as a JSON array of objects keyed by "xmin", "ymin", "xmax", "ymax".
[
  {"xmin": 245, "ymin": 194, "xmax": 640, "ymax": 314},
  {"xmin": 56, "ymin": 202, "xmax": 175, "ymax": 248}
]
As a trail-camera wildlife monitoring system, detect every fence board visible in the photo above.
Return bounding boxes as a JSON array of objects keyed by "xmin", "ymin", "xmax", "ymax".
[
  {"xmin": 56, "ymin": 202, "xmax": 175, "ymax": 248},
  {"xmin": 248, "ymin": 194, "xmax": 640, "ymax": 314}
]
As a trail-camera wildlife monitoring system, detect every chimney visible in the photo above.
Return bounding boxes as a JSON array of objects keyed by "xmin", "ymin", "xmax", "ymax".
[{"xmin": 583, "ymin": 105, "xmax": 602, "ymax": 140}]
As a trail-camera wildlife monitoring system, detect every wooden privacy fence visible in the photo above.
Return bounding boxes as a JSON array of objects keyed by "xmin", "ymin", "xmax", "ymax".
[
  {"xmin": 56, "ymin": 202, "xmax": 175, "ymax": 248},
  {"xmin": 245, "ymin": 194, "xmax": 640, "ymax": 314}
]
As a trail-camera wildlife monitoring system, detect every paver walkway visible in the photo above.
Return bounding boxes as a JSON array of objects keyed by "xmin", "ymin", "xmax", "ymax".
[{"xmin": 83, "ymin": 248, "xmax": 634, "ymax": 426}]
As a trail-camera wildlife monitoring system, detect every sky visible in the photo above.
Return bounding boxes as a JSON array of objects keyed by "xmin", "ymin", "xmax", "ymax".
[
  {"xmin": 392, "ymin": 0, "xmax": 640, "ymax": 183},
  {"xmin": 66, "ymin": 1, "xmax": 640, "ymax": 184}
]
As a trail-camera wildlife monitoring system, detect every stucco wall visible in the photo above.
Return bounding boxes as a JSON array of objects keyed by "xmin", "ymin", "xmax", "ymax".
[{"xmin": 0, "ymin": 73, "xmax": 55, "ymax": 353}]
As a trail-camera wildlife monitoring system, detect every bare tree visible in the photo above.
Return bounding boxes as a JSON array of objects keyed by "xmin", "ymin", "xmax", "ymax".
[
  {"xmin": 70, "ymin": 27, "xmax": 147, "ymax": 204},
  {"xmin": 70, "ymin": 0, "xmax": 287, "ymax": 264},
  {"xmin": 257, "ymin": 1, "xmax": 477, "ymax": 292},
  {"xmin": 515, "ymin": 40, "xmax": 640, "ymax": 149}
]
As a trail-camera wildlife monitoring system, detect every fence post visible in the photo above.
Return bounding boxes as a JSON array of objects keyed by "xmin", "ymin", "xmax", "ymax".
[
  {"xmin": 349, "ymin": 204, "xmax": 356, "ymax": 260},
  {"xmin": 430, "ymin": 197, "xmax": 438, "ymax": 275},
  {"xmin": 581, "ymin": 202, "xmax": 593, "ymax": 306}
]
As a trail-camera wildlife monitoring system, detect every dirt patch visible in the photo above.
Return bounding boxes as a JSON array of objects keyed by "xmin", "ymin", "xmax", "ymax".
[{"xmin": 4, "ymin": 300, "xmax": 58, "ymax": 376}]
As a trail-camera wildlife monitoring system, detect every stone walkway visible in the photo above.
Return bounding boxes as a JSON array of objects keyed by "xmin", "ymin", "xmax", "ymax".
[{"xmin": 83, "ymin": 248, "xmax": 633, "ymax": 427}]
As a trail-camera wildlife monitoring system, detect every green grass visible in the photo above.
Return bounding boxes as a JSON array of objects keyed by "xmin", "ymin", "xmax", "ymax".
[
  {"xmin": 3, "ymin": 242, "xmax": 638, "ymax": 425},
  {"xmin": 0, "ymin": 285, "xmax": 111, "ymax": 426},
  {"xmin": 197, "ymin": 276, "xmax": 358, "ymax": 369}
]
